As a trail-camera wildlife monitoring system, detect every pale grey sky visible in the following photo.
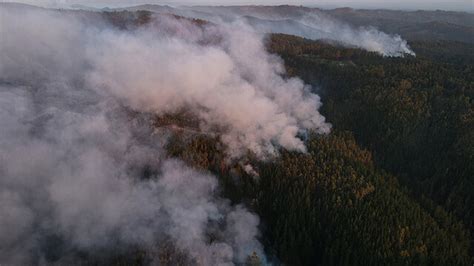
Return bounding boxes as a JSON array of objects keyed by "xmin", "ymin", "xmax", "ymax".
[{"xmin": 2, "ymin": 0, "xmax": 473, "ymax": 12}]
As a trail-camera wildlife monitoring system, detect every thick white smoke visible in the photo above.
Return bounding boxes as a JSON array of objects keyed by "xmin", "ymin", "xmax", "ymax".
[
  {"xmin": 87, "ymin": 16, "xmax": 330, "ymax": 158},
  {"xmin": 0, "ymin": 3, "xmax": 330, "ymax": 265}
]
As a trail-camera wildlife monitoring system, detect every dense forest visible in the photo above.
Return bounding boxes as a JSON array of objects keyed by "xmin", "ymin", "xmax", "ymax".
[
  {"xmin": 166, "ymin": 33, "xmax": 474, "ymax": 264},
  {"xmin": 268, "ymin": 33, "xmax": 474, "ymax": 243},
  {"xmin": 166, "ymin": 131, "xmax": 471, "ymax": 265}
]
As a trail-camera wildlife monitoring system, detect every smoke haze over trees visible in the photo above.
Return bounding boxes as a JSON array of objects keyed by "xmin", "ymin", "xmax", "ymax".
[
  {"xmin": 1, "ymin": 4, "xmax": 324, "ymax": 264},
  {"xmin": 0, "ymin": 2, "xmax": 473, "ymax": 265}
]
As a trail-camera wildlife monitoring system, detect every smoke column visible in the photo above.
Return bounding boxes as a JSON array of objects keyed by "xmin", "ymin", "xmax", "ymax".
[{"xmin": 0, "ymin": 3, "xmax": 330, "ymax": 264}]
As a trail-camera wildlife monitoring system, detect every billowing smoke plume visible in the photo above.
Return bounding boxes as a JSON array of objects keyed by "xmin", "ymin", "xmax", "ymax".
[
  {"xmin": 0, "ymin": 3, "xmax": 330, "ymax": 264},
  {"xmin": 132, "ymin": 5, "xmax": 415, "ymax": 57},
  {"xmin": 88, "ymin": 18, "xmax": 330, "ymax": 158}
]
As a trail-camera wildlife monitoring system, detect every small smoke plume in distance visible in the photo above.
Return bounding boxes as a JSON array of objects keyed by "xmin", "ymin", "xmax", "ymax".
[{"xmin": 155, "ymin": 5, "xmax": 415, "ymax": 57}]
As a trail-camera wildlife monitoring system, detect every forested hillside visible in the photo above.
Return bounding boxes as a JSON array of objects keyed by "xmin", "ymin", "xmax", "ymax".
[
  {"xmin": 266, "ymin": 34, "xmax": 474, "ymax": 262},
  {"xmin": 103, "ymin": 9, "xmax": 474, "ymax": 265},
  {"xmin": 166, "ymin": 128, "xmax": 472, "ymax": 265},
  {"xmin": 159, "ymin": 31, "xmax": 474, "ymax": 265},
  {"xmin": 1, "ymin": 4, "xmax": 472, "ymax": 265}
]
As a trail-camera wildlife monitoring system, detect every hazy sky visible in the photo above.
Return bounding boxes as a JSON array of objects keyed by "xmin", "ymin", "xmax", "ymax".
[{"xmin": 2, "ymin": 0, "xmax": 473, "ymax": 12}]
